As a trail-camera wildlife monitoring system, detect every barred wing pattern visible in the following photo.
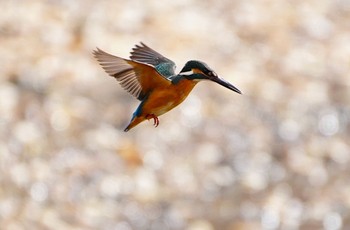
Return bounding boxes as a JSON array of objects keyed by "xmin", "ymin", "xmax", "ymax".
[
  {"xmin": 93, "ymin": 48, "xmax": 143, "ymax": 100},
  {"xmin": 130, "ymin": 42, "xmax": 176, "ymax": 77}
]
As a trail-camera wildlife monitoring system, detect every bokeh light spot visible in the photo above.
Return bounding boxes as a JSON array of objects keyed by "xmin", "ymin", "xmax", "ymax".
[
  {"xmin": 30, "ymin": 182, "xmax": 48, "ymax": 202},
  {"xmin": 318, "ymin": 110, "xmax": 339, "ymax": 136},
  {"xmin": 323, "ymin": 212, "xmax": 343, "ymax": 230},
  {"xmin": 50, "ymin": 109, "xmax": 70, "ymax": 131},
  {"xmin": 261, "ymin": 209, "xmax": 280, "ymax": 230}
]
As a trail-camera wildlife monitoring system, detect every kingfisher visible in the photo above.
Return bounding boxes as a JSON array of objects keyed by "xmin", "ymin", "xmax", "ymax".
[{"xmin": 93, "ymin": 42, "xmax": 241, "ymax": 132}]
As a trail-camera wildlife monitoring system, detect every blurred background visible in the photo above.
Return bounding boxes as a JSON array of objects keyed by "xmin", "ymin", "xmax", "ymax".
[{"xmin": 1, "ymin": 0, "xmax": 350, "ymax": 229}]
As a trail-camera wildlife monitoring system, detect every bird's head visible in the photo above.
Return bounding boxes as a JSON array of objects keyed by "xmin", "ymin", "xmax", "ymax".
[{"xmin": 180, "ymin": 60, "xmax": 241, "ymax": 94}]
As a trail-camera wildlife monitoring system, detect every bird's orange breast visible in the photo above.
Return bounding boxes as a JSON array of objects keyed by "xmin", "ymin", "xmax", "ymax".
[{"xmin": 140, "ymin": 78, "xmax": 198, "ymax": 116}]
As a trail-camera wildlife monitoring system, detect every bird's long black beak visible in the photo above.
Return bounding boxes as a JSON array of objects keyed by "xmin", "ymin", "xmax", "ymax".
[{"xmin": 212, "ymin": 77, "xmax": 242, "ymax": 94}]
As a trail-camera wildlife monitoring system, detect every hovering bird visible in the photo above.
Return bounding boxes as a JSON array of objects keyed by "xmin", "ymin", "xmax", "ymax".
[{"xmin": 93, "ymin": 43, "xmax": 241, "ymax": 131}]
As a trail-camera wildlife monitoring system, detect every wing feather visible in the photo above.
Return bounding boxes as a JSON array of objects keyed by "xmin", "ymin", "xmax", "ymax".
[
  {"xmin": 93, "ymin": 47, "xmax": 172, "ymax": 100},
  {"xmin": 93, "ymin": 48, "xmax": 143, "ymax": 99},
  {"xmin": 130, "ymin": 42, "xmax": 176, "ymax": 78}
]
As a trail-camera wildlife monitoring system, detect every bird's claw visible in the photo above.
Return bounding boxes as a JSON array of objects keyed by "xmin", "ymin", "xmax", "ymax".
[{"xmin": 146, "ymin": 114, "xmax": 159, "ymax": 127}]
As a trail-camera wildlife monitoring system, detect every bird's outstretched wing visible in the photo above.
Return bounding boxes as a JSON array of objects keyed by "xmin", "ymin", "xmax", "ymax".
[
  {"xmin": 93, "ymin": 48, "xmax": 171, "ymax": 101},
  {"xmin": 130, "ymin": 42, "xmax": 176, "ymax": 78}
]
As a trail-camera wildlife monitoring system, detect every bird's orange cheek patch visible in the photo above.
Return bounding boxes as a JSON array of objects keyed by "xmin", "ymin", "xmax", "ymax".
[{"xmin": 192, "ymin": 68, "xmax": 205, "ymax": 74}]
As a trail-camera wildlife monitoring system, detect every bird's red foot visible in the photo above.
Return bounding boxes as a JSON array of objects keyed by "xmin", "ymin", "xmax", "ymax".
[{"xmin": 146, "ymin": 114, "xmax": 159, "ymax": 127}]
